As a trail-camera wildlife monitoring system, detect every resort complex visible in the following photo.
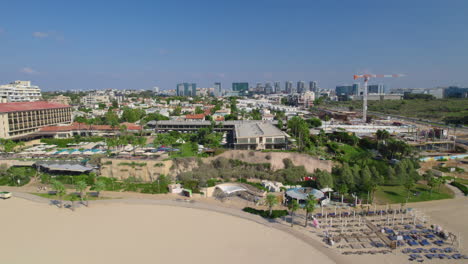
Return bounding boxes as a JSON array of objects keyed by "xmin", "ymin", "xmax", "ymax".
[{"xmin": 2, "ymin": 2, "xmax": 468, "ymax": 263}]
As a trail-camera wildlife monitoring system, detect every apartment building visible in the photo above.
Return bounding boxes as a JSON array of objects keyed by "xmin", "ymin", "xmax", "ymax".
[
  {"xmin": 0, "ymin": 80, "xmax": 42, "ymax": 103},
  {"xmin": 0, "ymin": 101, "xmax": 72, "ymax": 139},
  {"xmin": 48, "ymin": 95, "xmax": 72, "ymax": 105},
  {"xmin": 80, "ymin": 94, "xmax": 110, "ymax": 107}
]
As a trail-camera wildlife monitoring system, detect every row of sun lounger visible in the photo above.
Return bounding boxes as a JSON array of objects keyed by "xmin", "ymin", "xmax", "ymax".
[
  {"xmin": 342, "ymin": 250, "xmax": 391, "ymax": 255},
  {"xmin": 314, "ymin": 210, "xmax": 407, "ymax": 218},
  {"xmin": 402, "ymin": 247, "xmax": 457, "ymax": 254},
  {"xmin": 408, "ymin": 253, "xmax": 467, "ymax": 260}
]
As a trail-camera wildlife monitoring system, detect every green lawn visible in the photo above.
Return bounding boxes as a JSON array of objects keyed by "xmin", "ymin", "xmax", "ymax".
[
  {"xmin": 375, "ymin": 184, "xmax": 454, "ymax": 204},
  {"xmin": 169, "ymin": 143, "xmax": 198, "ymax": 158},
  {"xmin": 32, "ymin": 192, "xmax": 109, "ymax": 201}
]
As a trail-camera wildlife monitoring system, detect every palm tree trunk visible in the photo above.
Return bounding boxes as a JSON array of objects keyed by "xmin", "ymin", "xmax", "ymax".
[
  {"xmin": 291, "ymin": 212, "xmax": 294, "ymax": 227},
  {"xmin": 305, "ymin": 212, "xmax": 309, "ymax": 227}
]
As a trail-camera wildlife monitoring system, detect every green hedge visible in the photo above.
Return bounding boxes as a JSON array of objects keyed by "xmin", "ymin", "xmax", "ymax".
[
  {"xmin": 242, "ymin": 207, "xmax": 288, "ymax": 219},
  {"xmin": 451, "ymin": 181, "xmax": 468, "ymax": 196}
]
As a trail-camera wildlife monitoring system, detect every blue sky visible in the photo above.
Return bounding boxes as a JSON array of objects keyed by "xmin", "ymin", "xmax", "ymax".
[{"xmin": 1, "ymin": 0, "xmax": 467, "ymax": 91}]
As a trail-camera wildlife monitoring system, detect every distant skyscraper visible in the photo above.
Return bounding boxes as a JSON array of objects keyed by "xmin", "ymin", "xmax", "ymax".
[
  {"xmin": 274, "ymin": 82, "xmax": 281, "ymax": 93},
  {"xmin": 265, "ymin": 82, "xmax": 273, "ymax": 94},
  {"xmin": 176, "ymin": 83, "xmax": 184, "ymax": 96},
  {"xmin": 368, "ymin": 84, "xmax": 385, "ymax": 94},
  {"xmin": 309, "ymin": 81, "xmax": 318, "ymax": 93},
  {"xmin": 352, "ymin": 83, "xmax": 360, "ymax": 95},
  {"xmin": 232, "ymin": 82, "xmax": 249, "ymax": 95},
  {"xmin": 176, "ymin": 83, "xmax": 197, "ymax": 96},
  {"xmin": 191, "ymin": 83, "xmax": 197, "ymax": 96},
  {"xmin": 153, "ymin": 86, "xmax": 160, "ymax": 93},
  {"xmin": 285, "ymin": 81, "xmax": 293, "ymax": 94},
  {"xmin": 214, "ymin": 82, "xmax": 222, "ymax": 97},
  {"xmin": 297, "ymin": 81, "xmax": 306, "ymax": 93}
]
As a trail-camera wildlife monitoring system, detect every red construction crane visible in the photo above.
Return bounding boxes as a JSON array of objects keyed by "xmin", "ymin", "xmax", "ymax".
[{"xmin": 353, "ymin": 73, "xmax": 405, "ymax": 122}]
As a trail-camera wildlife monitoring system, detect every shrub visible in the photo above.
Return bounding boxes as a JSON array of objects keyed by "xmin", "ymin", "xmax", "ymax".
[
  {"xmin": 242, "ymin": 207, "xmax": 288, "ymax": 219},
  {"xmin": 451, "ymin": 181, "xmax": 468, "ymax": 196}
]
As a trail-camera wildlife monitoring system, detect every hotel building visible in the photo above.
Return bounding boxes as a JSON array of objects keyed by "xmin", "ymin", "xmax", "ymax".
[{"xmin": 0, "ymin": 101, "xmax": 72, "ymax": 139}]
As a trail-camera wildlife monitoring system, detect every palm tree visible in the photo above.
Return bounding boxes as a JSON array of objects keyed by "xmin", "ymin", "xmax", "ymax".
[
  {"xmin": 93, "ymin": 181, "xmax": 106, "ymax": 198},
  {"xmin": 52, "ymin": 180, "xmax": 66, "ymax": 208},
  {"xmin": 288, "ymin": 199, "xmax": 300, "ymax": 227},
  {"xmin": 75, "ymin": 181, "xmax": 87, "ymax": 205},
  {"xmin": 265, "ymin": 194, "xmax": 278, "ymax": 217},
  {"xmin": 304, "ymin": 197, "xmax": 317, "ymax": 227}
]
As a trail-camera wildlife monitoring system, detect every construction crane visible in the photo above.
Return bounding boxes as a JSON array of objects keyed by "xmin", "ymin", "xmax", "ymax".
[{"xmin": 353, "ymin": 74, "xmax": 405, "ymax": 123}]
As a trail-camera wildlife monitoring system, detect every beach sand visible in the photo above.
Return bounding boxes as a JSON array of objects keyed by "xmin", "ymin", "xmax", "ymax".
[{"xmin": 0, "ymin": 197, "xmax": 334, "ymax": 264}]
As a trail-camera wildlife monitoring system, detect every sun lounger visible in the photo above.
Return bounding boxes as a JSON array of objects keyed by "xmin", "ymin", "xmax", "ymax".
[
  {"xmin": 420, "ymin": 240, "xmax": 430, "ymax": 246},
  {"xmin": 407, "ymin": 240, "xmax": 419, "ymax": 246}
]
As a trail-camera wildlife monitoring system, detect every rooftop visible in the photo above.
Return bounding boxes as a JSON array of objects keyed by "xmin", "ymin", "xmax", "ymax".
[
  {"xmin": 0, "ymin": 101, "xmax": 70, "ymax": 113},
  {"xmin": 185, "ymin": 114, "xmax": 205, "ymax": 119},
  {"xmin": 39, "ymin": 122, "xmax": 141, "ymax": 132},
  {"xmin": 235, "ymin": 122, "xmax": 287, "ymax": 138}
]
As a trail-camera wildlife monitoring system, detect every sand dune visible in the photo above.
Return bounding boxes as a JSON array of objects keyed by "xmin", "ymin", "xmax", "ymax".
[{"xmin": 0, "ymin": 198, "xmax": 334, "ymax": 264}]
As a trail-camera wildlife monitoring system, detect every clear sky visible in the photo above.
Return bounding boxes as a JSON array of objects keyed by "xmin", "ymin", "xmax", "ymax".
[{"xmin": 1, "ymin": 0, "xmax": 467, "ymax": 91}]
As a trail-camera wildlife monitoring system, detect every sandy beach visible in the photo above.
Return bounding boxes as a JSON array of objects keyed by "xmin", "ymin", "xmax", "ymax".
[{"xmin": 0, "ymin": 197, "xmax": 335, "ymax": 264}]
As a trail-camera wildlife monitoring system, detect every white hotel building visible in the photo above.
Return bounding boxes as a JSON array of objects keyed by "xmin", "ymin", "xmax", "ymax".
[{"xmin": 0, "ymin": 80, "xmax": 42, "ymax": 103}]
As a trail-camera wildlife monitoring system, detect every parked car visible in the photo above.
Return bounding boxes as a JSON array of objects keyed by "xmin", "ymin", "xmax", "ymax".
[{"xmin": 0, "ymin": 191, "xmax": 12, "ymax": 199}]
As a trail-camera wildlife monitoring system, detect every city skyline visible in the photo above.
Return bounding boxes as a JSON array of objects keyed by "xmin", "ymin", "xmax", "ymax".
[{"xmin": 1, "ymin": 0, "xmax": 467, "ymax": 91}]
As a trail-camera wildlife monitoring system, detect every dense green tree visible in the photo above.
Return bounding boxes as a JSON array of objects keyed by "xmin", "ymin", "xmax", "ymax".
[
  {"xmin": 121, "ymin": 108, "xmax": 145, "ymax": 123},
  {"xmin": 315, "ymin": 169, "xmax": 334, "ymax": 189},
  {"xmin": 306, "ymin": 118, "xmax": 322, "ymax": 128},
  {"xmin": 171, "ymin": 106, "xmax": 182, "ymax": 116},
  {"xmin": 250, "ymin": 109, "xmax": 262, "ymax": 120},
  {"xmin": 195, "ymin": 106, "xmax": 204, "ymax": 114}
]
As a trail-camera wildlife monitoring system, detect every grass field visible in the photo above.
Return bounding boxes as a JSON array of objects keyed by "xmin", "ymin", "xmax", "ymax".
[
  {"xmin": 454, "ymin": 178, "xmax": 468, "ymax": 185},
  {"xmin": 322, "ymin": 98, "xmax": 468, "ymax": 124},
  {"xmin": 375, "ymin": 183, "xmax": 454, "ymax": 204}
]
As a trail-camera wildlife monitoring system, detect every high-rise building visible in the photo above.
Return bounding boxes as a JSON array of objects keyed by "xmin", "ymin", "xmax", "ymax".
[
  {"xmin": 191, "ymin": 83, "xmax": 197, "ymax": 96},
  {"xmin": 274, "ymin": 82, "xmax": 281, "ymax": 93},
  {"xmin": 153, "ymin": 86, "xmax": 160, "ymax": 93},
  {"xmin": 352, "ymin": 83, "xmax": 360, "ymax": 95},
  {"xmin": 214, "ymin": 82, "xmax": 222, "ymax": 97},
  {"xmin": 309, "ymin": 81, "xmax": 318, "ymax": 93},
  {"xmin": 176, "ymin": 83, "xmax": 184, "ymax": 96},
  {"xmin": 0, "ymin": 80, "xmax": 42, "ymax": 103},
  {"xmin": 297, "ymin": 81, "xmax": 306, "ymax": 93},
  {"xmin": 285, "ymin": 81, "xmax": 293, "ymax": 94},
  {"xmin": 232, "ymin": 82, "xmax": 249, "ymax": 95},
  {"xmin": 368, "ymin": 84, "xmax": 386, "ymax": 94},
  {"xmin": 336, "ymin": 85, "xmax": 359, "ymax": 97},
  {"xmin": 176, "ymin": 83, "xmax": 197, "ymax": 96},
  {"xmin": 265, "ymin": 82, "xmax": 273, "ymax": 94}
]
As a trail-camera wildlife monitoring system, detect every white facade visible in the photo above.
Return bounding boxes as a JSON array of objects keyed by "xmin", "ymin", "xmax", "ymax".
[{"xmin": 0, "ymin": 80, "xmax": 42, "ymax": 103}]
